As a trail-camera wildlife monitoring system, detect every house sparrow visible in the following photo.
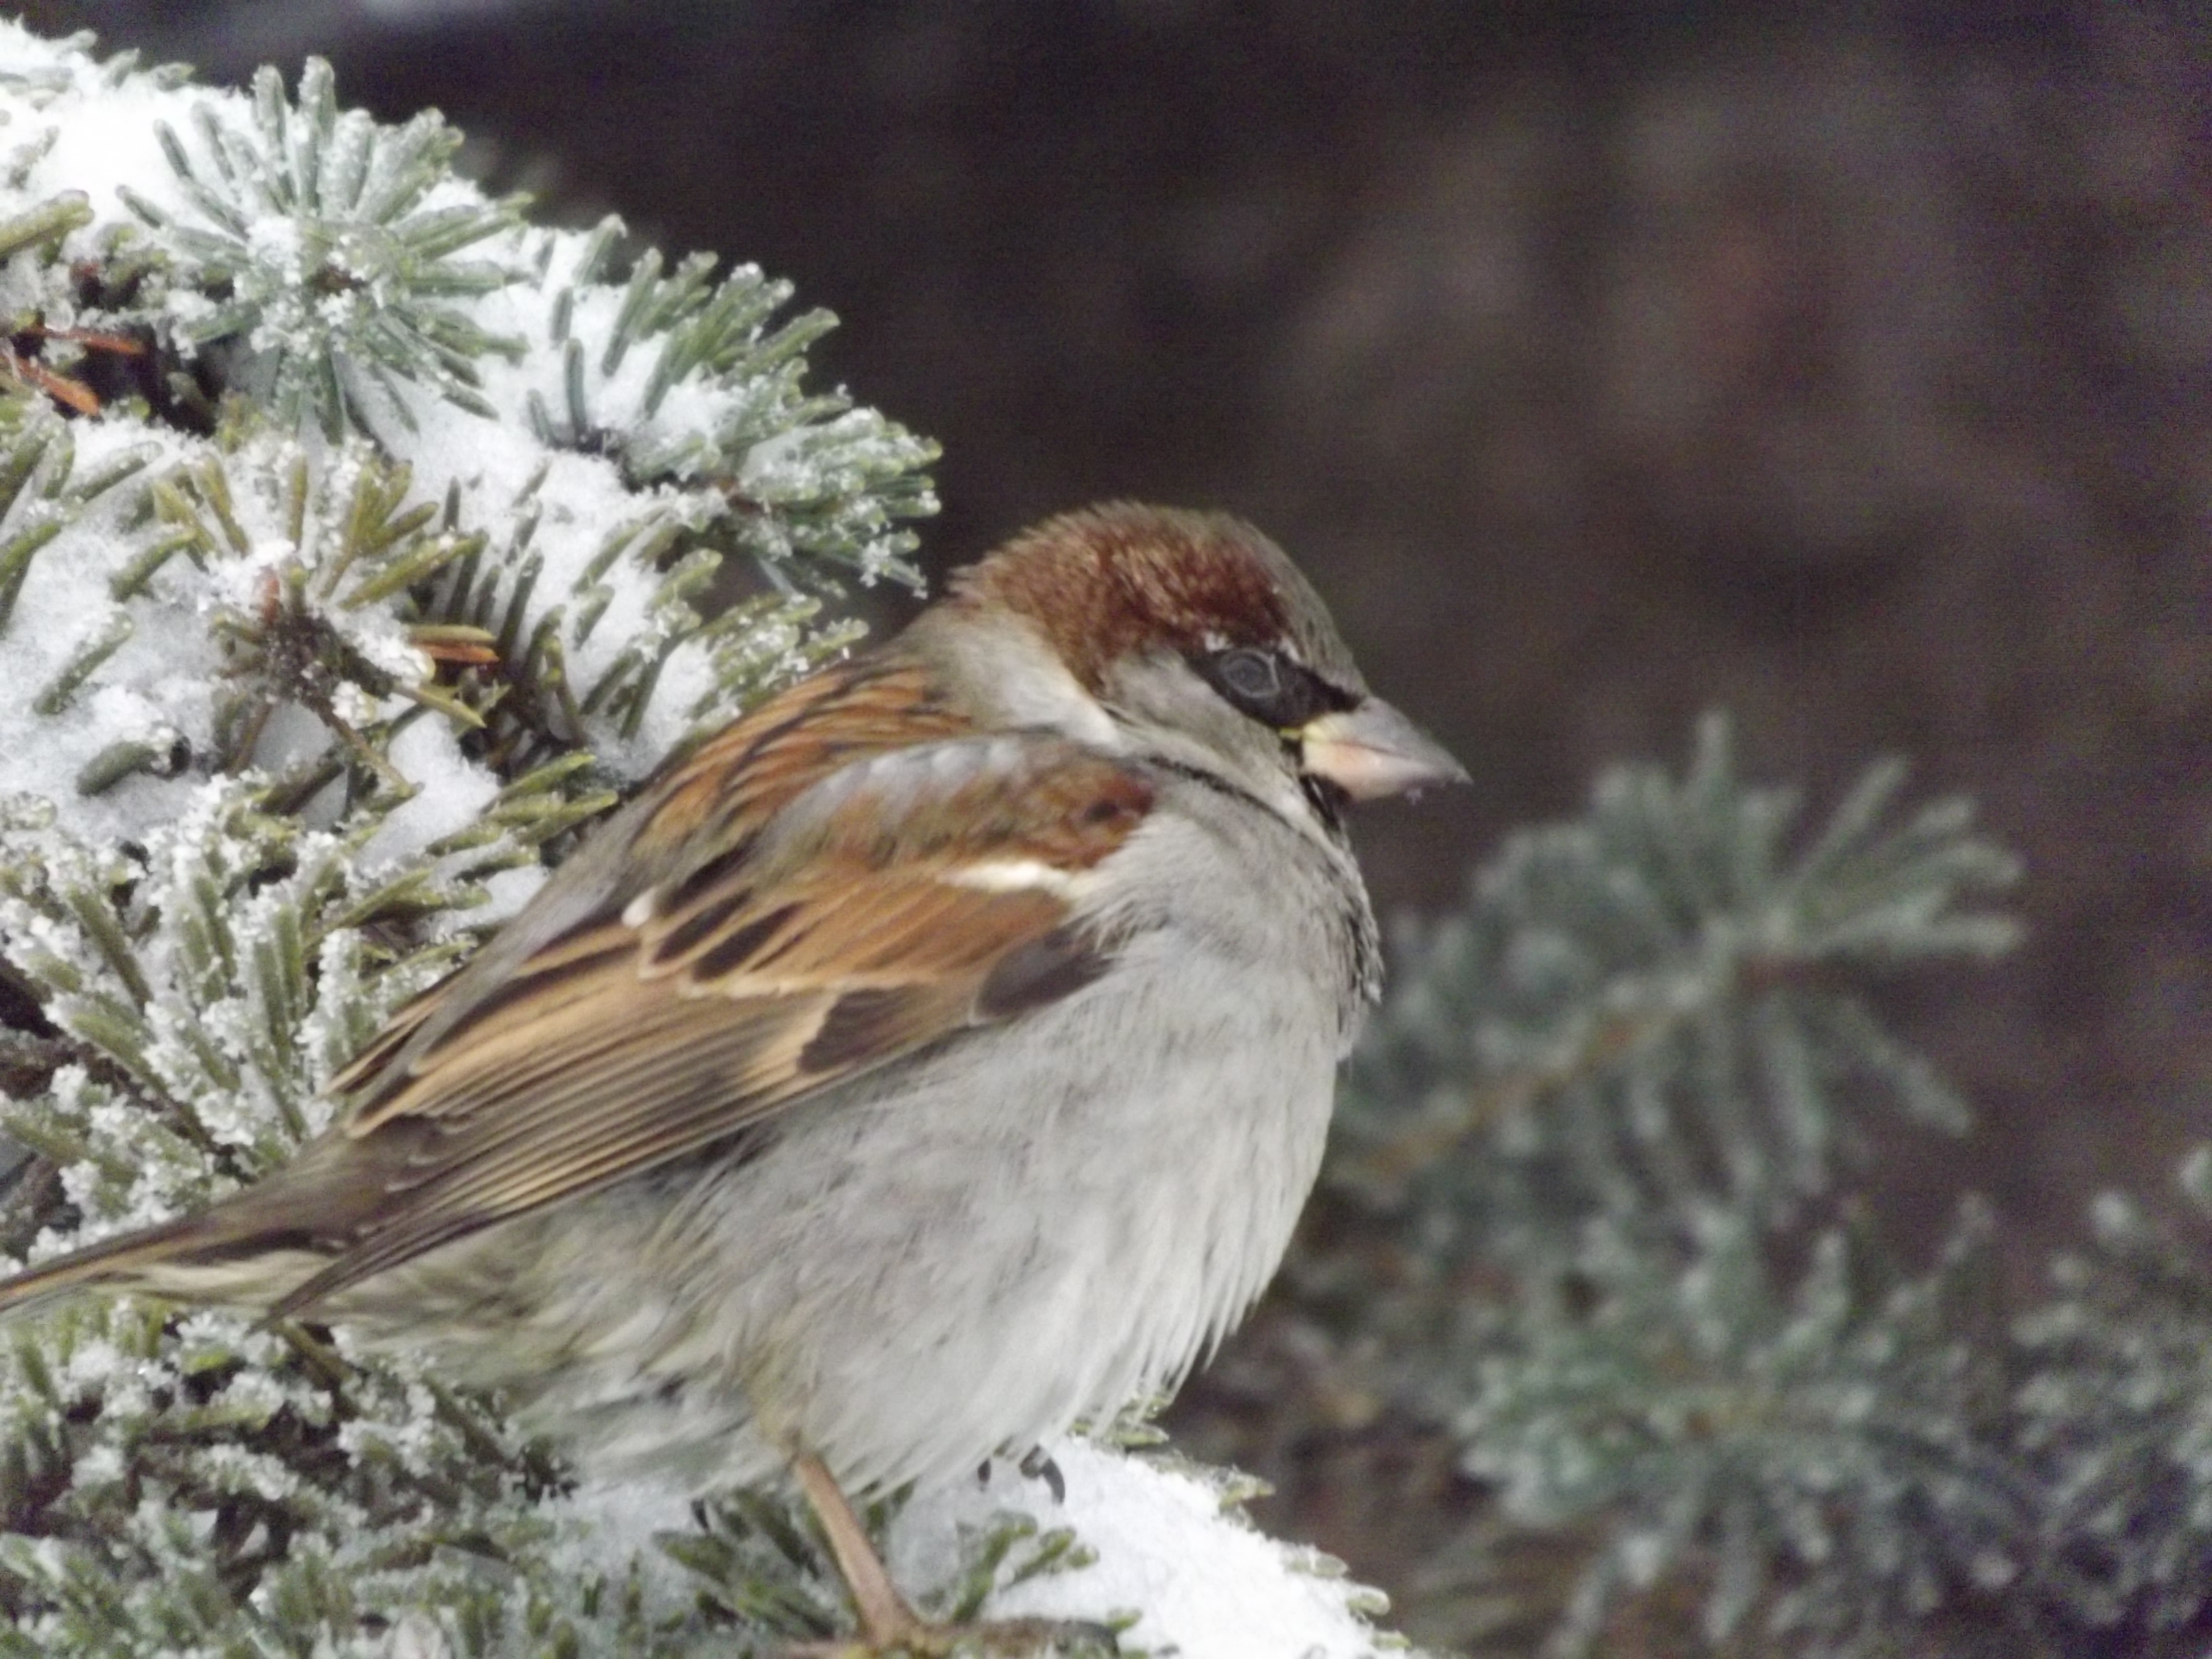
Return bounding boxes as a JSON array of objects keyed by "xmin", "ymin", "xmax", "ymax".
[{"xmin": 0, "ymin": 503, "xmax": 1463, "ymax": 1650}]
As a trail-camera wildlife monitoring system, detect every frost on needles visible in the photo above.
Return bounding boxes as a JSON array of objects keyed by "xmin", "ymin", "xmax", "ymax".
[{"xmin": 0, "ymin": 26, "xmax": 1408, "ymax": 1658}]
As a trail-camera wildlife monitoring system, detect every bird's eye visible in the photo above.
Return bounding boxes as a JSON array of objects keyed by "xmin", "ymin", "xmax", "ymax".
[
  {"xmin": 1214, "ymin": 649, "xmax": 1282, "ymax": 704},
  {"xmin": 1195, "ymin": 646, "xmax": 1332, "ymax": 728}
]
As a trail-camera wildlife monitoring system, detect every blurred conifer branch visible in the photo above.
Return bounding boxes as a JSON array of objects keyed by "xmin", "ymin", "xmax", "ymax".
[
  {"xmin": 1275, "ymin": 717, "xmax": 2212, "ymax": 1657},
  {"xmin": 1339, "ymin": 714, "xmax": 2019, "ymax": 1234}
]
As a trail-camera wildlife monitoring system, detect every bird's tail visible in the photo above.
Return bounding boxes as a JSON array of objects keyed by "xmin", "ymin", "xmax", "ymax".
[{"xmin": 0, "ymin": 1201, "xmax": 323, "ymax": 1322}]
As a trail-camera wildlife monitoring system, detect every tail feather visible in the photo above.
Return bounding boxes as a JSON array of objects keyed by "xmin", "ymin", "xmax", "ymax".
[{"xmin": 0, "ymin": 1204, "xmax": 324, "ymax": 1321}]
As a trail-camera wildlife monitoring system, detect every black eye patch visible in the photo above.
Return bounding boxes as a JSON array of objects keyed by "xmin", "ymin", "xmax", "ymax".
[{"xmin": 1193, "ymin": 647, "xmax": 1349, "ymax": 729}]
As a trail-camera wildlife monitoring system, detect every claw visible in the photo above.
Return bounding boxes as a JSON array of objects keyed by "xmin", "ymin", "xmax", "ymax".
[{"xmin": 1017, "ymin": 1446, "xmax": 1067, "ymax": 1504}]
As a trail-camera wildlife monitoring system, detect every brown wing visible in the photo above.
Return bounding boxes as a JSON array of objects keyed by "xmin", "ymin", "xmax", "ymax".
[
  {"xmin": 273, "ymin": 724, "xmax": 1154, "ymax": 1314},
  {"xmin": 328, "ymin": 655, "xmax": 972, "ymax": 1111}
]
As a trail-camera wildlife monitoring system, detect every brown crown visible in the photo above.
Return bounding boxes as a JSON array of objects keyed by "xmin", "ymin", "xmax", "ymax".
[{"xmin": 947, "ymin": 502, "xmax": 1320, "ymax": 692}]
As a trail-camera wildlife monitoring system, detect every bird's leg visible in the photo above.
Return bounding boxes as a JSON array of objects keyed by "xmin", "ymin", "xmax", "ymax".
[
  {"xmin": 792, "ymin": 1451, "xmax": 923, "ymax": 1647},
  {"xmin": 788, "ymin": 1451, "xmax": 1118, "ymax": 1657}
]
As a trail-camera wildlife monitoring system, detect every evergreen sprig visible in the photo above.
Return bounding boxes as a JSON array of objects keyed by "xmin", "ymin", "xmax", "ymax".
[
  {"xmin": 0, "ymin": 785, "xmax": 601, "ymax": 1653},
  {"xmin": 513, "ymin": 221, "xmax": 940, "ymax": 587},
  {"xmin": 2017, "ymin": 1149, "xmax": 2212, "ymax": 1642},
  {"xmin": 1375, "ymin": 1147, "xmax": 2212, "ymax": 1659},
  {"xmin": 0, "ymin": 1296, "xmax": 571, "ymax": 1657},
  {"xmin": 151, "ymin": 420, "xmax": 493, "ymax": 779},
  {"xmin": 1265, "ymin": 718, "xmax": 2042, "ymax": 1657},
  {"xmin": 1340, "ymin": 714, "xmax": 2020, "ymax": 1245},
  {"xmin": 0, "ymin": 392, "xmax": 158, "ymax": 648},
  {"xmin": 119, "ymin": 58, "xmax": 527, "ymax": 441},
  {"xmin": 0, "ymin": 782, "xmax": 465, "ymax": 1217},
  {"xmin": 1456, "ymin": 1206, "xmax": 2029, "ymax": 1657},
  {"xmin": 0, "ymin": 29, "xmax": 936, "ymax": 842}
]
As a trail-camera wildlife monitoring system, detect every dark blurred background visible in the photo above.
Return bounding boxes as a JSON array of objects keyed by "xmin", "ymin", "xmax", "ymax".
[{"xmin": 18, "ymin": 0, "xmax": 2211, "ymax": 1640}]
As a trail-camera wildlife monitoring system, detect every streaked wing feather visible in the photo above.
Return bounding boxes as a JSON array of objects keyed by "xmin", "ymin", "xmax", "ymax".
[
  {"xmin": 332, "ymin": 657, "xmax": 966, "ymax": 1119},
  {"xmin": 275, "ymin": 726, "xmax": 1153, "ymax": 1316}
]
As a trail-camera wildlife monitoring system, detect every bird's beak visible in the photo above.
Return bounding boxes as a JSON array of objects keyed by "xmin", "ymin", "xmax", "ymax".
[{"xmin": 1298, "ymin": 700, "xmax": 1469, "ymax": 801}]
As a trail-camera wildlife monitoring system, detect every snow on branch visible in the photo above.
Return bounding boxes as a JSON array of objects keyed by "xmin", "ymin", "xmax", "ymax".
[{"xmin": 1, "ymin": 26, "xmax": 936, "ymax": 855}]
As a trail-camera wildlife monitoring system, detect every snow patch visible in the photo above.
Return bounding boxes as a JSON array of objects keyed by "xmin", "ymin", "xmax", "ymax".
[{"xmin": 891, "ymin": 1440, "xmax": 1403, "ymax": 1659}]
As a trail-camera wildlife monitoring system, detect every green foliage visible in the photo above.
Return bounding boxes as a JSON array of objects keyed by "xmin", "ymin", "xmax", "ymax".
[
  {"xmin": 0, "ymin": 393, "xmax": 159, "ymax": 645},
  {"xmin": 0, "ymin": 782, "xmax": 639, "ymax": 1649},
  {"xmin": 1456, "ymin": 1207, "xmax": 2028, "ymax": 1656},
  {"xmin": 1341, "ymin": 715, "xmax": 2019, "ymax": 1251},
  {"xmin": 2016, "ymin": 1151, "xmax": 2212, "ymax": 1642},
  {"xmin": 0, "ymin": 782, "xmax": 465, "ymax": 1200},
  {"xmin": 1313, "ymin": 720, "xmax": 2031, "ymax": 1655},
  {"xmin": 0, "ymin": 34, "xmax": 935, "ymax": 848},
  {"xmin": 514, "ymin": 221, "xmax": 940, "ymax": 585},
  {"xmin": 662, "ymin": 1486, "xmax": 1107, "ymax": 1652},
  {"xmin": 0, "ymin": 1296, "xmax": 572, "ymax": 1657},
  {"xmin": 119, "ymin": 58, "xmax": 527, "ymax": 440},
  {"xmin": 519, "ymin": 225, "xmax": 942, "ymax": 579},
  {"xmin": 153, "ymin": 423, "xmax": 494, "ymax": 774},
  {"xmin": 1284, "ymin": 717, "xmax": 2212, "ymax": 1658}
]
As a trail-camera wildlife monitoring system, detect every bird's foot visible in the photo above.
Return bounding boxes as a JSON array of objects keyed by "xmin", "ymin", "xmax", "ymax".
[
  {"xmin": 790, "ymin": 1615, "xmax": 1120, "ymax": 1657},
  {"xmin": 785, "ymin": 1452, "xmax": 1116, "ymax": 1657}
]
